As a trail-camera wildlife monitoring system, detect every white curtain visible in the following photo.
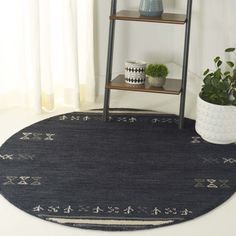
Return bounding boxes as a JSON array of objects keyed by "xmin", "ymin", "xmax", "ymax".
[{"xmin": 0, "ymin": 0, "xmax": 95, "ymax": 113}]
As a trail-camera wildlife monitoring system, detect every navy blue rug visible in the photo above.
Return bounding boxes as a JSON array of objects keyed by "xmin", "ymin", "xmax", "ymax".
[{"xmin": 0, "ymin": 112, "xmax": 235, "ymax": 231}]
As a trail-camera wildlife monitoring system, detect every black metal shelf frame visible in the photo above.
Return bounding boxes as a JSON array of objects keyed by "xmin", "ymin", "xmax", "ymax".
[{"xmin": 103, "ymin": 0, "xmax": 193, "ymax": 129}]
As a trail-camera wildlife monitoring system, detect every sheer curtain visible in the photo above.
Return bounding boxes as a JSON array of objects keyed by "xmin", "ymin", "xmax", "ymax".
[{"xmin": 0, "ymin": 0, "xmax": 95, "ymax": 113}]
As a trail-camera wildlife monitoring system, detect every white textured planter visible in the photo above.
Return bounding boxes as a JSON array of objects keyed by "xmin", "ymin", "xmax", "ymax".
[
  {"xmin": 195, "ymin": 96, "xmax": 236, "ymax": 144},
  {"xmin": 148, "ymin": 76, "xmax": 166, "ymax": 87},
  {"xmin": 125, "ymin": 61, "xmax": 146, "ymax": 85}
]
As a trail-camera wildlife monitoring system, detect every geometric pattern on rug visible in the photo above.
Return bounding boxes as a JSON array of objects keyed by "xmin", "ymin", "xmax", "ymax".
[{"xmin": 0, "ymin": 112, "xmax": 235, "ymax": 231}]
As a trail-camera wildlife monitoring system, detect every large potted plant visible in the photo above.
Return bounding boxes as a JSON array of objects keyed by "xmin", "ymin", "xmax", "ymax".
[{"xmin": 195, "ymin": 48, "xmax": 236, "ymax": 144}]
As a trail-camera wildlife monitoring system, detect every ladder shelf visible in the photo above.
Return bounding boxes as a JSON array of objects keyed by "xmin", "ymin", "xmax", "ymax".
[{"xmin": 103, "ymin": 0, "xmax": 193, "ymax": 129}]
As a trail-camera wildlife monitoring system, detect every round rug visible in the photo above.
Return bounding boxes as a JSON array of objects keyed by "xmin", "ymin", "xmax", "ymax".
[{"xmin": 0, "ymin": 112, "xmax": 235, "ymax": 231}]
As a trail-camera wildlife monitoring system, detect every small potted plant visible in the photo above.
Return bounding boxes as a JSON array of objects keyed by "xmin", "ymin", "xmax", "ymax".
[
  {"xmin": 195, "ymin": 47, "xmax": 236, "ymax": 144},
  {"xmin": 145, "ymin": 64, "xmax": 169, "ymax": 87}
]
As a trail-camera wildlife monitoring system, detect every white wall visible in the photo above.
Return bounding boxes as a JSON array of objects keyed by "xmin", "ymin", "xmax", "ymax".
[
  {"xmin": 94, "ymin": 0, "xmax": 236, "ymax": 118},
  {"xmin": 174, "ymin": 0, "xmax": 236, "ymax": 76}
]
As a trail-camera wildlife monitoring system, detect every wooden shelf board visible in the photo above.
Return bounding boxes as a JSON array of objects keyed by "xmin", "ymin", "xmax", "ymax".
[
  {"xmin": 110, "ymin": 11, "xmax": 186, "ymax": 25},
  {"xmin": 106, "ymin": 75, "xmax": 182, "ymax": 95}
]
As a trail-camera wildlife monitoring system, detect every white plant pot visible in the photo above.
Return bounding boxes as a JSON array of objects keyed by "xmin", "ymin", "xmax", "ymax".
[
  {"xmin": 125, "ymin": 61, "xmax": 147, "ymax": 85},
  {"xmin": 195, "ymin": 96, "xmax": 236, "ymax": 144}
]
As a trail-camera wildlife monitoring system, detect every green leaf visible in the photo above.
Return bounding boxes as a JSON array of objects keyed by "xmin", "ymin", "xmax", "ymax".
[
  {"xmin": 203, "ymin": 75, "xmax": 212, "ymax": 85},
  {"xmin": 225, "ymin": 75, "xmax": 233, "ymax": 82},
  {"xmin": 217, "ymin": 60, "xmax": 223, "ymax": 67},
  {"xmin": 232, "ymin": 83, "xmax": 236, "ymax": 88},
  {"xmin": 214, "ymin": 68, "xmax": 222, "ymax": 79},
  {"xmin": 226, "ymin": 61, "xmax": 234, "ymax": 68},
  {"xmin": 221, "ymin": 79, "xmax": 230, "ymax": 90},
  {"xmin": 211, "ymin": 77, "xmax": 220, "ymax": 88},
  {"xmin": 225, "ymin": 48, "xmax": 236, "ymax": 52},
  {"xmin": 214, "ymin": 56, "xmax": 220, "ymax": 63},
  {"xmin": 233, "ymin": 69, "xmax": 236, "ymax": 78},
  {"xmin": 224, "ymin": 71, "xmax": 231, "ymax": 76},
  {"xmin": 203, "ymin": 69, "xmax": 210, "ymax": 76}
]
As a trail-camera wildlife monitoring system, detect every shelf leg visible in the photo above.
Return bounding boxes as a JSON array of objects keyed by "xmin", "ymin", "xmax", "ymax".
[
  {"xmin": 179, "ymin": 0, "xmax": 193, "ymax": 129},
  {"xmin": 103, "ymin": 0, "xmax": 117, "ymax": 121}
]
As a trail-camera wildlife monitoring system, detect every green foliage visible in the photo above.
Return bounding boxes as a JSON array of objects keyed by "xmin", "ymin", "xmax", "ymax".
[
  {"xmin": 200, "ymin": 47, "xmax": 236, "ymax": 106},
  {"xmin": 145, "ymin": 64, "xmax": 169, "ymax": 78}
]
